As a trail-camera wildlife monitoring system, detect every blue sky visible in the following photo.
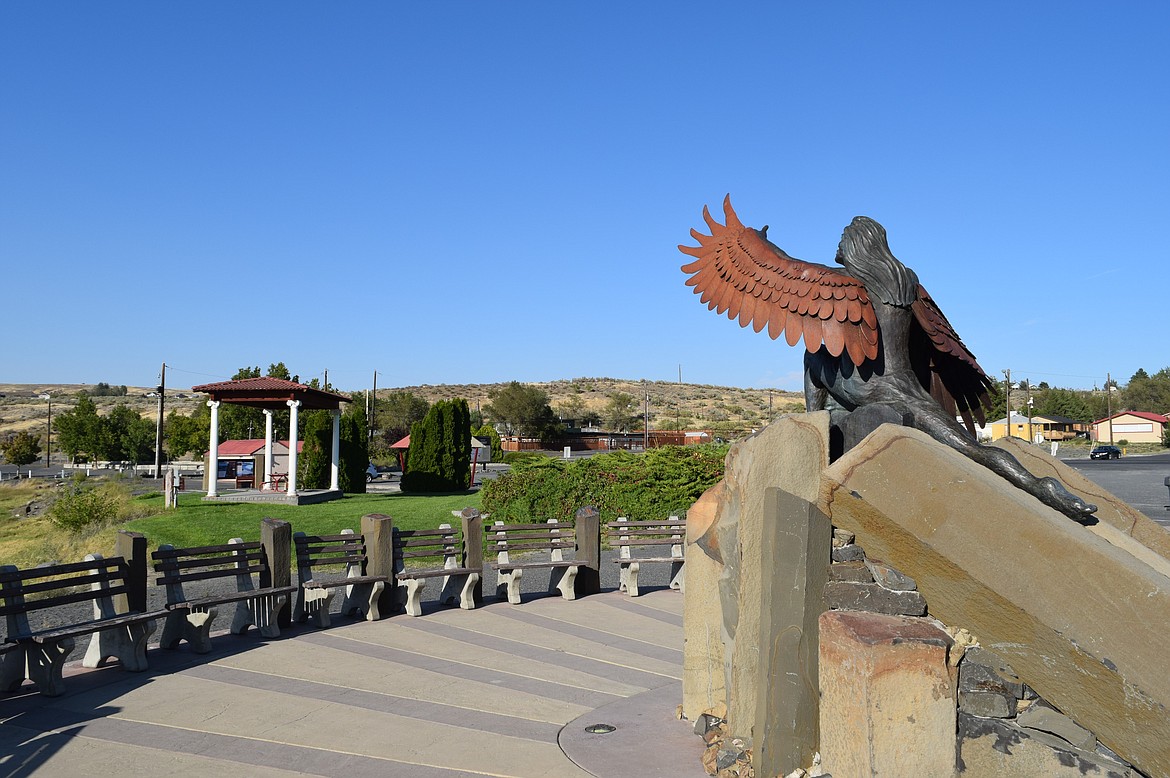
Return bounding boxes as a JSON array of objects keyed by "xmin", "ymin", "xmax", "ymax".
[{"xmin": 3, "ymin": 3, "xmax": 1166, "ymax": 394}]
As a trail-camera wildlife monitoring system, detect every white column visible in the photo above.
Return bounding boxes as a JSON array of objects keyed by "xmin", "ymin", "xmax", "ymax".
[
  {"xmin": 286, "ymin": 399, "xmax": 301, "ymax": 495},
  {"xmin": 207, "ymin": 400, "xmax": 221, "ymax": 497},
  {"xmin": 262, "ymin": 409, "xmax": 274, "ymax": 486},
  {"xmin": 330, "ymin": 409, "xmax": 341, "ymax": 492}
]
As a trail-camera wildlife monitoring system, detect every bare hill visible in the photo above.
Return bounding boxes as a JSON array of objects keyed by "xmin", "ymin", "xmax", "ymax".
[{"xmin": 0, "ymin": 379, "xmax": 805, "ymax": 440}]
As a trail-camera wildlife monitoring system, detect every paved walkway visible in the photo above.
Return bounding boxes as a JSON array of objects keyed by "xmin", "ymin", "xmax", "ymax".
[{"xmin": 0, "ymin": 588, "xmax": 705, "ymax": 777}]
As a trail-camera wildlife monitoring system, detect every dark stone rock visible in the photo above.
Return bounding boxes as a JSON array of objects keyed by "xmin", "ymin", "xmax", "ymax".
[
  {"xmin": 959, "ymin": 690, "xmax": 1017, "ymax": 718},
  {"xmin": 694, "ymin": 713, "xmax": 722, "ymax": 736},
  {"xmin": 823, "ymin": 580, "xmax": 927, "ymax": 616},
  {"xmin": 715, "ymin": 748, "xmax": 741, "ymax": 771},
  {"xmin": 828, "ymin": 560, "xmax": 874, "ymax": 584},
  {"xmin": 831, "ymin": 544, "xmax": 865, "ymax": 563},
  {"xmin": 864, "ymin": 557, "xmax": 917, "ymax": 591},
  {"xmin": 961, "ymin": 647, "xmax": 1025, "ymax": 698}
]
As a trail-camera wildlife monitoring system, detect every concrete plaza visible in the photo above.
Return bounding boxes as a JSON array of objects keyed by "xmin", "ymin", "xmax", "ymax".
[{"xmin": 0, "ymin": 588, "xmax": 705, "ymax": 777}]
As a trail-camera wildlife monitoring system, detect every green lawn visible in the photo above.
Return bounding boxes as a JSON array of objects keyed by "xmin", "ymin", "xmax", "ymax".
[{"xmin": 123, "ymin": 490, "xmax": 484, "ymax": 549}]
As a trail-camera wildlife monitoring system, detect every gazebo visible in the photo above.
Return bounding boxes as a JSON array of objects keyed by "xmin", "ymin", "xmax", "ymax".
[{"xmin": 192, "ymin": 377, "xmax": 351, "ymax": 501}]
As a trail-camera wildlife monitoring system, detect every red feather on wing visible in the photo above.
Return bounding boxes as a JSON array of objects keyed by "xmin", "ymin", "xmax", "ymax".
[{"xmin": 679, "ymin": 196, "xmax": 878, "ymax": 365}]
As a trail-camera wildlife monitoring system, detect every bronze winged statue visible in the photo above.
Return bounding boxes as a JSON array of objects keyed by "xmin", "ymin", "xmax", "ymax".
[{"xmin": 680, "ymin": 196, "xmax": 1096, "ymax": 523}]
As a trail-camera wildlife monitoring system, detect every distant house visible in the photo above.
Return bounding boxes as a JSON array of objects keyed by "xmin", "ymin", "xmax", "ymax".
[
  {"xmin": 1027, "ymin": 414, "xmax": 1089, "ymax": 441},
  {"xmin": 215, "ymin": 439, "xmax": 302, "ymax": 479},
  {"xmin": 1091, "ymin": 411, "xmax": 1169, "ymax": 444},
  {"xmin": 986, "ymin": 413, "xmax": 1037, "ymax": 442}
]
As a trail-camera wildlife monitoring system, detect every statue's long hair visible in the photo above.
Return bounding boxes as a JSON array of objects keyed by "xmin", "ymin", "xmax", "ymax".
[{"xmin": 837, "ymin": 217, "xmax": 919, "ymax": 306}]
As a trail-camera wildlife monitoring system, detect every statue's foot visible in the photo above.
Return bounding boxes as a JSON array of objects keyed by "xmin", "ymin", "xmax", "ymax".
[{"xmin": 1037, "ymin": 477, "xmax": 1098, "ymax": 524}]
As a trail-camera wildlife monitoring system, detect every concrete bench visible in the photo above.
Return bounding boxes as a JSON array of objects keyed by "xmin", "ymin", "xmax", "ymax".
[
  {"xmin": 152, "ymin": 539, "xmax": 296, "ymax": 653},
  {"xmin": 393, "ymin": 510, "xmax": 483, "ymax": 616},
  {"xmin": 293, "ymin": 528, "xmax": 388, "ymax": 627},
  {"xmin": 606, "ymin": 516, "xmax": 686, "ymax": 597},
  {"xmin": 0, "ymin": 554, "xmax": 167, "ymax": 696},
  {"xmin": 488, "ymin": 518, "xmax": 581, "ymax": 604}
]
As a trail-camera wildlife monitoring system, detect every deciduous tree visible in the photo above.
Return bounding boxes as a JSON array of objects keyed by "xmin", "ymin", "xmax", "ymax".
[{"xmin": 1, "ymin": 431, "xmax": 42, "ymax": 470}]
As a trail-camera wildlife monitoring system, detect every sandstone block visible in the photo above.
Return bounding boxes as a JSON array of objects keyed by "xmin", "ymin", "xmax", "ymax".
[
  {"xmin": 692, "ymin": 412, "xmax": 830, "ymax": 738},
  {"xmin": 819, "ymin": 610, "xmax": 956, "ymax": 778},
  {"xmin": 959, "ymin": 690, "xmax": 1016, "ymax": 718},
  {"xmin": 683, "ymin": 484, "xmax": 729, "ymax": 721},
  {"xmin": 820, "ymin": 424, "xmax": 1170, "ymax": 777},
  {"xmin": 752, "ymin": 488, "xmax": 830, "ymax": 777},
  {"xmin": 958, "ymin": 714, "xmax": 1136, "ymax": 777}
]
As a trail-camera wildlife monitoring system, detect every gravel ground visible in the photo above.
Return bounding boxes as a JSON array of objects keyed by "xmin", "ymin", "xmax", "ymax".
[{"xmin": 17, "ymin": 546, "xmax": 675, "ymax": 667}]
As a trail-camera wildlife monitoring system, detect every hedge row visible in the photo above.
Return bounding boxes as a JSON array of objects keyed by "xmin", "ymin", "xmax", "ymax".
[{"xmin": 480, "ymin": 444, "xmax": 728, "ymax": 525}]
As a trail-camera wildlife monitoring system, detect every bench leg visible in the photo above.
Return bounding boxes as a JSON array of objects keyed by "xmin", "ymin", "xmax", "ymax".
[
  {"xmin": 497, "ymin": 568, "xmax": 523, "ymax": 604},
  {"xmin": 299, "ymin": 587, "xmax": 336, "ymax": 628},
  {"xmin": 342, "ymin": 580, "xmax": 385, "ymax": 621},
  {"xmin": 160, "ymin": 608, "xmax": 218, "ymax": 654},
  {"xmin": 669, "ymin": 560, "xmax": 685, "ymax": 593},
  {"xmin": 83, "ymin": 618, "xmax": 157, "ymax": 671},
  {"xmin": 618, "ymin": 561, "xmax": 634, "ymax": 594},
  {"xmin": 625, "ymin": 561, "xmax": 642, "ymax": 597},
  {"xmin": 551, "ymin": 565, "xmax": 579, "ymax": 601},
  {"xmin": 342, "ymin": 581, "xmax": 385, "ymax": 621},
  {"xmin": 0, "ymin": 648, "xmax": 27, "ymax": 692},
  {"xmin": 403, "ymin": 579, "xmax": 426, "ymax": 616},
  {"xmin": 25, "ymin": 638, "xmax": 76, "ymax": 697},
  {"xmin": 439, "ymin": 573, "xmax": 480, "ymax": 610},
  {"xmin": 234, "ymin": 593, "xmax": 287, "ymax": 639}
]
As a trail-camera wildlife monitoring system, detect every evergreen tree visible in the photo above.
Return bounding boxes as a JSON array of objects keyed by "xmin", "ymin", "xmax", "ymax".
[
  {"xmin": 298, "ymin": 411, "xmax": 331, "ymax": 489},
  {"xmin": 402, "ymin": 399, "xmax": 471, "ymax": 492},
  {"xmin": 339, "ymin": 404, "xmax": 369, "ymax": 493}
]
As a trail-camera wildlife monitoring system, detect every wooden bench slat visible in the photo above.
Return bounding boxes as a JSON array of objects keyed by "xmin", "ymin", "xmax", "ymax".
[
  {"xmin": 155, "ymin": 552, "xmax": 261, "ymax": 572},
  {"xmin": 395, "ymin": 528, "xmax": 459, "ymax": 539},
  {"xmin": 605, "ymin": 520, "xmax": 686, "ymax": 529},
  {"xmin": 606, "ymin": 528, "xmax": 686, "ymax": 537},
  {"xmin": 296, "ymin": 541, "xmax": 364, "ymax": 554},
  {"xmin": 489, "ymin": 560, "xmax": 578, "ymax": 571},
  {"xmin": 168, "ymin": 585, "xmax": 297, "ymax": 611},
  {"xmin": 0, "ymin": 569, "xmax": 123, "ymax": 599},
  {"xmin": 610, "ymin": 538, "xmax": 684, "ymax": 547},
  {"xmin": 303, "ymin": 575, "xmax": 387, "ymax": 590},
  {"xmin": 0, "ymin": 558, "xmax": 122, "ymax": 583},
  {"xmin": 493, "ymin": 522, "xmax": 575, "ymax": 531},
  {"xmin": 396, "ymin": 566, "xmax": 479, "ymax": 581},
  {"xmin": 156, "ymin": 564, "xmax": 265, "ymax": 586},
  {"xmin": 0, "ymin": 582, "xmax": 131, "ymax": 615},
  {"xmin": 21, "ymin": 610, "xmax": 169, "ymax": 643},
  {"xmin": 491, "ymin": 540, "xmax": 576, "ymax": 551},
  {"xmin": 299, "ymin": 553, "xmax": 368, "ymax": 567},
  {"xmin": 612, "ymin": 556, "xmax": 680, "ymax": 564},
  {"xmin": 153, "ymin": 541, "xmax": 260, "ymax": 560},
  {"xmin": 295, "ymin": 533, "xmax": 362, "ymax": 544}
]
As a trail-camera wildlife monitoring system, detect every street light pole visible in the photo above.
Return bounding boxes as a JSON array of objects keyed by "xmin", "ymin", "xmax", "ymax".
[{"xmin": 45, "ymin": 394, "xmax": 52, "ymax": 469}]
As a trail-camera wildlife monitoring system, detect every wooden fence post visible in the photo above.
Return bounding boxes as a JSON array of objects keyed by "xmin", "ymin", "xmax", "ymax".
[
  {"xmin": 115, "ymin": 530, "xmax": 148, "ymax": 614},
  {"xmin": 574, "ymin": 505, "xmax": 601, "ymax": 596},
  {"xmin": 260, "ymin": 518, "xmax": 292, "ymax": 626},
  {"xmin": 362, "ymin": 513, "xmax": 396, "ymax": 615}
]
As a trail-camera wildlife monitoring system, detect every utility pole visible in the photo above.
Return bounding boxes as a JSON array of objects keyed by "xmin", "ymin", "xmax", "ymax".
[
  {"xmin": 45, "ymin": 394, "xmax": 52, "ymax": 470},
  {"xmin": 1002, "ymin": 368, "xmax": 1012, "ymax": 439},
  {"xmin": 1106, "ymin": 371, "xmax": 1114, "ymax": 445},
  {"xmin": 153, "ymin": 362, "xmax": 165, "ymax": 479},
  {"xmin": 370, "ymin": 370, "xmax": 378, "ymax": 446},
  {"xmin": 323, "ymin": 368, "xmax": 328, "ymax": 389},
  {"xmin": 643, "ymin": 391, "xmax": 649, "ymax": 451}
]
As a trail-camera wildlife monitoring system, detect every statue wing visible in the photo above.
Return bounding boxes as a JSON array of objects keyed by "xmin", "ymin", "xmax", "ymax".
[
  {"xmin": 911, "ymin": 286, "xmax": 995, "ymax": 432},
  {"xmin": 679, "ymin": 196, "xmax": 879, "ymax": 365}
]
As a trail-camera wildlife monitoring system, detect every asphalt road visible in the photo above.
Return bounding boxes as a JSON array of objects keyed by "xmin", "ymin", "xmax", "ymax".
[{"xmin": 1063, "ymin": 452, "xmax": 1170, "ymax": 528}]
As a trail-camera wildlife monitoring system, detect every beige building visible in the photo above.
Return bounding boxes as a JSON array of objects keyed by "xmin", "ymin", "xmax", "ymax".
[{"xmin": 1091, "ymin": 411, "xmax": 1169, "ymax": 444}]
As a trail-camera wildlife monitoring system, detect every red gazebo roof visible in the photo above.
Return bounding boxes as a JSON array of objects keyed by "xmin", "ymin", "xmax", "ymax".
[{"xmin": 193, "ymin": 377, "xmax": 350, "ymax": 410}]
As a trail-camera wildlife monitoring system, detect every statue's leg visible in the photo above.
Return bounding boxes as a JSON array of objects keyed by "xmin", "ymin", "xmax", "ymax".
[
  {"xmin": 803, "ymin": 369, "xmax": 828, "ymax": 413},
  {"xmin": 912, "ymin": 408, "xmax": 1096, "ymax": 523}
]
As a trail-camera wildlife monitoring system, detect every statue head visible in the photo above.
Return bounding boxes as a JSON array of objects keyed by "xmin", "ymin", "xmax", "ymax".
[{"xmin": 835, "ymin": 216, "xmax": 919, "ymax": 306}]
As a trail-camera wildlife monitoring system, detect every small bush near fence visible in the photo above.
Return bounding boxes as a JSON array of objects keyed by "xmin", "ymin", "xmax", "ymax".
[{"xmin": 481, "ymin": 444, "xmax": 728, "ymax": 525}]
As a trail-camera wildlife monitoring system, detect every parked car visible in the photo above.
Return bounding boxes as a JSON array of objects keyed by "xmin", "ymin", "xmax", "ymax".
[
  {"xmin": 366, "ymin": 463, "xmax": 379, "ymax": 482},
  {"xmin": 1089, "ymin": 445, "xmax": 1122, "ymax": 460}
]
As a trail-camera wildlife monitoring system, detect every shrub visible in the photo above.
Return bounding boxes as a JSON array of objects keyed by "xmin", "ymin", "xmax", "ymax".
[
  {"xmin": 500, "ymin": 451, "xmax": 546, "ymax": 466},
  {"xmin": 49, "ymin": 483, "xmax": 118, "ymax": 532},
  {"xmin": 481, "ymin": 443, "xmax": 728, "ymax": 525}
]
